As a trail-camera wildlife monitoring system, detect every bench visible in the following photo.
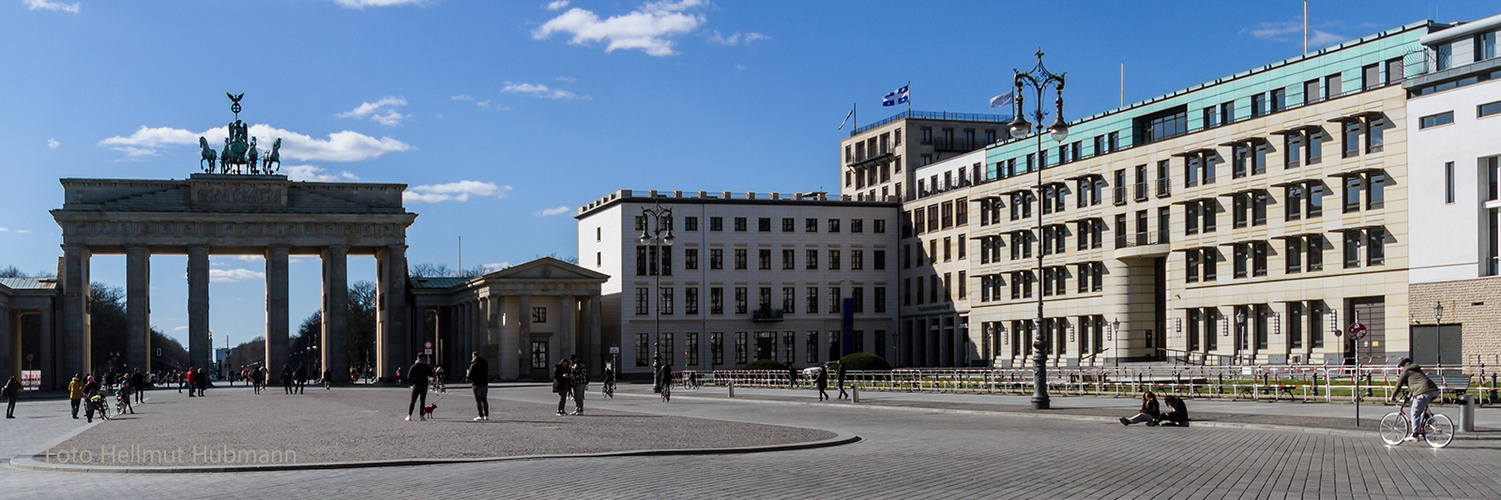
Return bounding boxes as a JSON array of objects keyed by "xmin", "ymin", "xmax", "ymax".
[{"xmin": 1435, "ymin": 373, "xmax": 1473, "ymax": 402}]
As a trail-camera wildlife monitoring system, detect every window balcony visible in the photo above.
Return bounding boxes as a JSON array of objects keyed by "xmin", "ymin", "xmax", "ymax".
[{"xmin": 752, "ymin": 307, "xmax": 785, "ymax": 322}]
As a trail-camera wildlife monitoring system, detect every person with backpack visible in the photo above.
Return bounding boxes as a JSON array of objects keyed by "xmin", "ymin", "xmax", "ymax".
[{"xmin": 568, "ymin": 355, "xmax": 588, "ymax": 415}]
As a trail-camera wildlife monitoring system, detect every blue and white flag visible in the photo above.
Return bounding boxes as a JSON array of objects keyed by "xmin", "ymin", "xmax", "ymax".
[
  {"xmin": 989, "ymin": 90, "xmax": 1014, "ymax": 108},
  {"xmin": 882, "ymin": 85, "xmax": 909, "ymax": 107}
]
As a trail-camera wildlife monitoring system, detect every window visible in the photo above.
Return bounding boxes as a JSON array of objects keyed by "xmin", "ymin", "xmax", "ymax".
[
  {"xmin": 874, "ymin": 219, "xmax": 886, "ymax": 233},
  {"xmin": 1252, "ymin": 242, "xmax": 1268, "ymax": 277},
  {"xmin": 710, "ymin": 287, "xmax": 724, "ymax": 314},
  {"xmin": 685, "ymin": 287, "xmax": 699, "ymax": 315},
  {"xmin": 874, "ymin": 249, "xmax": 887, "ymax": 270},
  {"xmin": 781, "ymin": 249, "xmax": 795, "ymax": 270},
  {"xmin": 852, "ymin": 249, "xmax": 864, "ymax": 270},
  {"xmin": 711, "ymin": 333, "xmax": 724, "ymax": 365},
  {"xmin": 1251, "ymin": 93, "xmax": 1266, "ymax": 117},
  {"xmin": 782, "ymin": 287, "xmax": 795, "ymax": 314},
  {"xmin": 1306, "ymin": 235, "xmax": 1324, "ymax": 271},
  {"xmin": 660, "ymin": 288, "xmax": 674, "ymax": 315},
  {"xmin": 709, "ymin": 248, "xmax": 723, "ymax": 270},
  {"xmin": 1343, "ymin": 231, "xmax": 1360, "ymax": 268},
  {"xmin": 1136, "ymin": 105, "xmax": 1188, "ymax": 144},
  {"xmin": 734, "ymin": 287, "xmax": 748, "ymax": 314},
  {"xmin": 1306, "ymin": 129, "xmax": 1322, "ymax": 165},
  {"xmin": 1271, "ymin": 88, "xmax": 1286, "ymax": 112},
  {"xmin": 1445, "ymin": 161, "xmax": 1456, "ymax": 204},
  {"xmin": 806, "ymin": 249, "xmax": 818, "ymax": 269},
  {"xmin": 1421, "ymin": 111, "xmax": 1455, "ymax": 129},
  {"xmin": 1437, "ymin": 43, "xmax": 1452, "ymax": 70},
  {"xmin": 734, "ymin": 217, "xmax": 747, "ymax": 232},
  {"xmin": 1324, "ymin": 73, "xmax": 1342, "ymax": 99},
  {"xmin": 1343, "ymin": 176, "xmax": 1362, "ymax": 213},
  {"xmin": 1303, "ymin": 79, "xmax": 1321, "ymax": 104},
  {"xmin": 850, "ymin": 287, "xmax": 864, "ymax": 313},
  {"xmin": 1253, "ymin": 192, "xmax": 1268, "ymax": 225},
  {"xmin": 1368, "ymin": 227, "xmax": 1387, "ymax": 266},
  {"xmin": 685, "ymin": 248, "xmax": 699, "ymax": 270},
  {"xmin": 735, "ymin": 332, "xmax": 748, "ymax": 364},
  {"xmin": 806, "ymin": 287, "xmax": 819, "ymax": 314},
  {"xmin": 757, "ymin": 287, "xmax": 771, "ymax": 311},
  {"xmin": 709, "ymin": 217, "xmax": 723, "ymax": 231},
  {"xmin": 1286, "ymin": 238, "xmax": 1303, "ymax": 274},
  {"xmin": 685, "ymin": 216, "xmax": 698, "ymax": 231},
  {"xmin": 1480, "ymin": 101, "xmax": 1501, "ymax": 118},
  {"xmin": 829, "ymin": 249, "xmax": 841, "ymax": 270},
  {"xmin": 1220, "ymin": 101, "xmax": 1235, "ymax": 123},
  {"xmin": 734, "ymin": 249, "xmax": 747, "ymax": 269},
  {"xmin": 1367, "ymin": 172, "xmax": 1386, "ymax": 210},
  {"xmin": 1285, "ymin": 132, "xmax": 1303, "ymax": 168},
  {"xmin": 851, "ymin": 219, "xmax": 863, "ymax": 233},
  {"xmin": 1480, "ymin": 32, "xmax": 1498, "ymax": 61},
  {"xmin": 1342, "ymin": 121, "xmax": 1361, "ymax": 158},
  {"xmin": 1308, "ymin": 183, "xmax": 1324, "ymax": 217},
  {"xmin": 1234, "ymin": 244, "xmax": 1249, "ymax": 278},
  {"xmin": 782, "ymin": 332, "xmax": 794, "ymax": 363},
  {"xmin": 806, "ymin": 332, "xmax": 819, "ymax": 363},
  {"xmin": 1186, "ymin": 203, "xmax": 1200, "ymax": 235},
  {"xmin": 636, "ymin": 287, "xmax": 650, "ymax": 315},
  {"xmin": 828, "ymin": 218, "xmax": 841, "ymax": 233},
  {"xmin": 1233, "ymin": 144, "xmax": 1249, "ymax": 179},
  {"xmin": 782, "ymin": 217, "xmax": 795, "ymax": 232},
  {"xmin": 829, "ymin": 287, "xmax": 842, "ymax": 313},
  {"xmin": 1287, "ymin": 303, "xmax": 1303, "ymax": 349},
  {"xmin": 1285, "ymin": 186, "xmax": 1303, "ymax": 221},
  {"xmin": 1362, "ymin": 63, "xmax": 1380, "ymax": 90},
  {"xmin": 805, "ymin": 218, "xmax": 818, "ymax": 232},
  {"xmin": 635, "ymin": 334, "xmax": 649, "ymax": 367},
  {"xmin": 685, "ymin": 333, "xmax": 699, "ymax": 366},
  {"xmin": 532, "ymin": 306, "xmax": 548, "ymax": 323},
  {"xmin": 758, "ymin": 249, "xmax": 771, "ymax": 269},
  {"xmin": 758, "ymin": 217, "xmax": 771, "ymax": 232}
]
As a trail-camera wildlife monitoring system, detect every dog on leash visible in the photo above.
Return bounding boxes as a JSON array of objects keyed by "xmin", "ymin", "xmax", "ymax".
[{"xmin": 422, "ymin": 404, "xmax": 437, "ymax": 419}]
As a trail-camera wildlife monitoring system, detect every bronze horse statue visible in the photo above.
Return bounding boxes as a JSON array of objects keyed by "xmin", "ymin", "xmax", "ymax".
[
  {"xmin": 246, "ymin": 137, "xmax": 260, "ymax": 174},
  {"xmin": 198, "ymin": 137, "xmax": 217, "ymax": 173},
  {"xmin": 262, "ymin": 138, "xmax": 282, "ymax": 174}
]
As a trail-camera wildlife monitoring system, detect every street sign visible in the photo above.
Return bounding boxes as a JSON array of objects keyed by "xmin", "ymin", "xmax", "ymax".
[
  {"xmin": 1349, "ymin": 322, "xmax": 1368, "ymax": 340},
  {"xmin": 609, "ymin": 346, "xmax": 620, "ymax": 354},
  {"xmin": 425, "ymin": 342, "xmax": 433, "ymax": 349},
  {"xmin": 424, "ymin": 348, "xmax": 434, "ymax": 355},
  {"xmin": 25, "ymin": 354, "xmax": 33, "ymax": 361}
]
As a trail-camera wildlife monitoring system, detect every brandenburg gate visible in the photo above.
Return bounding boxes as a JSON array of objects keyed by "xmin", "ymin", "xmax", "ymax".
[{"xmin": 48, "ymin": 95, "xmax": 417, "ymax": 385}]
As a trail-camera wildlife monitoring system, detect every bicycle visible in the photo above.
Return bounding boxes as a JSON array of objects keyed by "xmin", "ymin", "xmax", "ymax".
[{"xmin": 1379, "ymin": 396, "xmax": 1454, "ymax": 448}]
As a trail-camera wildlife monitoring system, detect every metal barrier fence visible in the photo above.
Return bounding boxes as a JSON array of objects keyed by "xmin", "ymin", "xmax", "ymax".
[{"xmin": 688, "ymin": 365, "xmax": 1501, "ymax": 404}]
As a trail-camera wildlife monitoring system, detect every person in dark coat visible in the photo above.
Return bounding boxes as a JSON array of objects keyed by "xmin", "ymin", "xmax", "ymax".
[
  {"xmin": 405, "ymin": 355, "xmax": 433, "ymax": 421},
  {"xmin": 815, "ymin": 364, "xmax": 830, "ymax": 401},
  {"xmin": 788, "ymin": 364, "xmax": 798, "ymax": 388},
  {"xmin": 280, "ymin": 364, "xmax": 294, "ymax": 395},
  {"xmin": 195, "ymin": 367, "xmax": 207, "ymax": 397},
  {"xmin": 552, "ymin": 358, "xmax": 572, "ymax": 416},
  {"xmin": 1120, "ymin": 391, "xmax": 1162, "ymax": 426},
  {"xmin": 466, "ymin": 351, "xmax": 490, "ymax": 421},
  {"xmin": 82, "ymin": 375, "xmax": 100, "ymax": 422},
  {"xmin": 3, "ymin": 376, "xmax": 21, "ymax": 418},
  {"xmin": 251, "ymin": 367, "xmax": 265, "ymax": 394},
  {"xmin": 131, "ymin": 368, "xmax": 147, "ymax": 403},
  {"xmin": 294, "ymin": 364, "xmax": 308, "ymax": 394},
  {"xmin": 323, "ymin": 369, "xmax": 332, "ymax": 390},
  {"xmin": 1159, "ymin": 395, "xmax": 1189, "ymax": 426},
  {"xmin": 836, "ymin": 360, "xmax": 849, "ymax": 399}
]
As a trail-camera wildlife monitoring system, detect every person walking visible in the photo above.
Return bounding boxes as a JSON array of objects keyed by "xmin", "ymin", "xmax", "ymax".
[
  {"xmin": 3, "ymin": 376, "xmax": 20, "ymax": 418},
  {"xmin": 815, "ymin": 364, "xmax": 830, "ymax": 401},
  {"xmin": 118, "ymin": 378, "xmax": 135, "ymax": 415},
  {"xmin": 466, "ymin": 351, "xmax": 489, "ymax": 421},
  {"xmin": 68, "ymin": 374, "xmax": 84, "ymax": 419},
  {"xmin": 251, "ymin": 367, "xmax": 265, "ymax": 395},
  {"xmin": 131, "ymin": 368, "xmax": 146, "ymax": 404},
  {"xmin": 405, "ymin": 354, "xmax": 433, "ymax": 421},
  {"xmin": 185, "ymin": 368, "xmax": 195, "ymax": 397},
  {"xmin": 82, "ymin": 375, "xmax": 100, "ymax": 422},
  {"xmin": 553, "ymin": 358, "xmax": 572, "ymax": 416},
  {"xmin": 569, "ymin": 355, "xmax": 588, "ymax": 415},
  {"xmin": 294, "ymin": 363, "xmax": 308, "ymax": 394},
  {"xmin": 788, "ymin": 363, "xmax": 798, "ymax": 388},
  {"xmin": 195, "ymin": 367, "xmax": 207, "ymax": 397},
  {"xmin": 836, "ymin": 360, "xmax": 849, "ymax": 400},
  {"xmin": 280, "ymin": 364, "xmax": 294, "ymax": 395}
]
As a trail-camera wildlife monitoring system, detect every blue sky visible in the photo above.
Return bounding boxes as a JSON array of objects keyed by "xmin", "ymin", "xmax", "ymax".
[{"xmin": 3, "ymin": 0, "xmax": 1497, "ymax": 351}]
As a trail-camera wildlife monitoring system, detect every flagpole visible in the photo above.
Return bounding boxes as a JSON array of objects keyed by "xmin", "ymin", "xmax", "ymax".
[
  {"xmin": 906, "ymin": 81, "xmax": 912, "ymax": 113},
  {"xmin": 853, "ymin": 102, "xmax": 857, "ymax": 131}
]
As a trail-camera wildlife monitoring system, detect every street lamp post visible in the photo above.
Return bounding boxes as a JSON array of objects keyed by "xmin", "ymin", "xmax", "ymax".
[
  {"xmin": 1112, "ymin": 318, "xmax": 1121, "ymax": 367},
  {"xmin": 1434, "ymin": 301, "xmax": 1444, "ymax": 368},
  {"xmin": 1235, "ymin": 309, "xmax": 1247, "ymax": 366},
  {"xmin": 1009, "ymin": 50, "xmax": 1069, "ymax": 410},
  {"xmin": 638, "ymin": 199, "xmax": 674, "ymax": 391}
]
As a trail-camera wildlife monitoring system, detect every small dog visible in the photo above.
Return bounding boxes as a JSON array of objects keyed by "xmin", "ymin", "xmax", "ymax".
[{"xmin": 421, "ymin": 404, "xmax": 437, "ymax": 419}]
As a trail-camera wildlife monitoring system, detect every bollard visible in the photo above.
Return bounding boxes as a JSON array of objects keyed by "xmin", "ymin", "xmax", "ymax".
[
  {"xmin": 728, "ymin": 380, "xmax": 735, "ymax": 398},
  {"xmin": 852, "ymin": 384, "xmax": 860, "ymax": 403},
  {"xmin": 1460, "ymin": 394, "xmax": 1476, "ymax": 432}
]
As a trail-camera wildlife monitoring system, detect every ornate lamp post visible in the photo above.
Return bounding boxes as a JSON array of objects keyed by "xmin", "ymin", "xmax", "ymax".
[
  {"xmin": 1235, "ymin": 309, "xmax": 1247, "ymax": 366},
  {"xmin": 1111, "ymin": 319, "xmax": 1121, "ymax": 367},
  {"xmin": 638, "ymin": 199, "xmax": 674, "ymax": 391},
  {"xmin": 1434, "ymin": 301, "xmax": 1444, "ymax": 368},
  {"xmin": 1009, "ymin": 50, "xmax": 1069, "ymax": 410}
]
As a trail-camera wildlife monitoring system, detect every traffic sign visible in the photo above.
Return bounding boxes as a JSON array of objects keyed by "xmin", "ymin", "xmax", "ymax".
[
  {"xmin": 25, "ymin": 354, "xmax": 32, "ymax": 361},
  {"xmin": 1349, "ymin": 322, "xmax": 1368, "ymax": 340},
  {"xmin": 425, "ymin": 342, "xmax": 433, "ymax": 349},
  {"xmin": 609, "ymin": 346, "xmax": 620, "ymax": 354}
]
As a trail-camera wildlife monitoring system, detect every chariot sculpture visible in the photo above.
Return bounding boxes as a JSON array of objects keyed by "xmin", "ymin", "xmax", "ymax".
[{"xmin": 199, "ymin": 93, "xmax": 281, "ymax": 175}]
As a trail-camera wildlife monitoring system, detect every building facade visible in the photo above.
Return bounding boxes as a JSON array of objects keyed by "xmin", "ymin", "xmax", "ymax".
[
  {"xmin": 839, "ymin": 111, "xmax": 1010, "ymax": 202},
  {"xmin": 576, "ymin": 189, "xmax": 899, "ymax": 376},
  {"xmin": 898, "ymin": 150, "xmax": 981, "ymax": 367},
  {"xmin": 1405, "ymin": 14, "xmax": 1501, "ymax": 366},
  {"xmin": 961, "ymin": 21, "xmax": 1432, "ymax": 367}
]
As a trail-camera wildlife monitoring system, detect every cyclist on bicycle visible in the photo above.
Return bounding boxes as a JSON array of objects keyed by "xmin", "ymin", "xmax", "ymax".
[{"xmin": 1388, "ymin": 357, "xmax": 1439, "ymax": 442}]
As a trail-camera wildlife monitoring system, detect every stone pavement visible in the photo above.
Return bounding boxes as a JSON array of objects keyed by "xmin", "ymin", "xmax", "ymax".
[{"xmin": 4, "ymin": 384, "xmax": 1501, "ymax": 499}]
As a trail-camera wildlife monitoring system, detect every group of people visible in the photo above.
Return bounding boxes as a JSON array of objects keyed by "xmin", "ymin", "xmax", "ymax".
[
  {"xmin": 804, "ymin": 360, "xmax": 849, "ymax": 401},
  {"xmin": 1119, "ymin": 391, "xmax": 1190, "ymax": 427},
  {"xmin": 64, "ymin": 372, "xmax": 135, "ymax": 422},
  {"xmin": 553, "ymin": 355, "xmax": 589, "ymax": 415}
]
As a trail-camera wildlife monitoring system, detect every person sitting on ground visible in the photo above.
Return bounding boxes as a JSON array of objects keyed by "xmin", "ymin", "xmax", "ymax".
[
  {"xmin": 1120, "ymin": 391, "xmax": 1161, "ymax": 426},
  {"xmin": 1158, "ymin": 395, "xmax": 1189, "ymax": 426}
]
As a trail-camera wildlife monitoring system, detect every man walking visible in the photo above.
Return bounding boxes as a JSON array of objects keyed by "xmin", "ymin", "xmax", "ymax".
[
  {"xmin": 131, "ymin": 368, "xmax": 147, "ymax": 404},
  {"xmin": 280, "ymin": 364, "xmax": 294, "ymax": 395},
  {"xmin": 68, "ymin": 374, "xmax": 84, "ymax": 419},
  {"xmin": 405, "ymin": 354, "xmax": 433, "ymax": 421},
  {"xmin": 185, "ymin": 368, "xmax": 195, "ymax": 397},
  {"xmin": 466, "ymin": 351, "xmax": 489, "ymax": 421},
  {"xmin": 815, "ymin": 363, "xmax": 829, "ymax": 401},
  {"xmin": 569, "ymin": 355, "xmax": 588, "ymax": 415},
  {"xmin": 836, "ymin": 360, "xmax": 849, "ymax": 400},
  {"xmin": 788, "ymin": 363, "xmax": 798, "ymax": 388},
  {"xmin": 4, "ymin": 376, "xmax": 20, "ymax": 418},
  {"xmin": 294, "ymin": 363, "xmax": 308, "ymax": 394}
]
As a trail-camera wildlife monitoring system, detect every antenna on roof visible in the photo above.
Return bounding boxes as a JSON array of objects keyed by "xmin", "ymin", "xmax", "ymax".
[{"xmin": 1303, "ymin": 0, "xmax": 1309, "ymax": 54}]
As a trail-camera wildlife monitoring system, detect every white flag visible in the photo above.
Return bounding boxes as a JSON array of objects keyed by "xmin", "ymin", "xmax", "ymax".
[
  {"xmin": 989, "ymin": 91, "xmax": 1014, "ymax": 108},
  {"xmin": 882, "ymin": 85, "xmax": 909, "ymax": 107}
]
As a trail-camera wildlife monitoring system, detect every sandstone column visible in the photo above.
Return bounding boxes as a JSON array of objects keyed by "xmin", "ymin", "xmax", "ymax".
[
  {"xmin": 560, "ymin": 295, "xmax": 576, "ymax": 358},
  {"xmin": 322, "ymin": 245, "xmax": 349, "ymax": 384},
  {"xmin": 584, "ymin": 295, "xmax": 601, "ymax": 368},
  {"xmin": 39, "ymin": 308, "xmax": 55, "ymax": 389},
  {"xmin": 60, "ymin": 245, "xmax": 91, "ymax": 379},
  {"xmin": 265, "ymin": 245, "xmax": 290, "ymax": 371},
  {"xmin": 187, "ymin": 245, "xmax": 211, "ymax": 371},
  {"xmin": 1, "ymin": 307, "xmax": 13, "ymax": 380},
  {"xmin": 498, "ymin": 295, "xmax": 518, "ymax": 380},
  {"xmin": 125, "ymin": 246, "xmax": 151, "ymax": 372},
  {"xmin": 515, "ymin": 294, "xmax": 532, "ymax": 379},
  {"xmin": 376, "ymin": 245, "xmax": 408, "ymax": 380}
]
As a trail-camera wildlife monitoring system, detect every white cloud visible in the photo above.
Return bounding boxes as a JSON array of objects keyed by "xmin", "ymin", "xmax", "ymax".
[
  {"xmin": 502, "ymin": 81, "xmax": 579, "ymax": 100},
  {"xmin": 100, "ymin": 124, "xmax": 412, "ymax": 162},
  {"xmin": 475, "ymin": 100, "xmax": 491, "ymax": 108},
  {"xmin": 336, "ymin": 96, "xmax": 410, "ymax": 126},
  {"xmin": 172, "ymin": 325, "xmax": 188, "ymax": 332},
  {"xmin": 735, "ymin": 63, "xmax": 748, "ymax": 71},
  {"xmin": 15, "ymin": 230, "xmax": 30, "ymax": 234},
  {"xmin": 404, "ymin": 181, "xmax": 511, "ymax": 203},
  {"xmin": 532, "ymin": 0, "xmax": 705, "ymax": 56},
  {"xmin": 708, "ymin": 30, "xmax": 768, "ymax": 46},
  {"xmin": 24, "ymin": 0, "xmax": 79, "ymax": 14},
  {"xmin": 545, "ymin": 0, "xmax": 569, "ymax": 10},
  {"xmin": 333, "ymin": 0, "xmax": 426, "ymax": 8},
  {"xmin": 451, "ymin": 94, "xmax": 473, "ymax": 101},
  {"xmin": 536, "ymin": 205, "xmax": 571, "ymax": 216},
  {"xmin": 47, "ymin": 138, "xmax": 59, "ymax": 149},
  {"xmin": 284, "ymin": 164, "xmax": 361, "ymax": 182},
  {"xmin": 1241, "ymin": 19, "xmax": 1347, "ymax": 48},
  {"xmin": 0, "ymin": 227, "xmax": 8, "ymax": 232},
  {"xmin": 210, "ymin": 268, "xmax": 265, "ymax": 283}
]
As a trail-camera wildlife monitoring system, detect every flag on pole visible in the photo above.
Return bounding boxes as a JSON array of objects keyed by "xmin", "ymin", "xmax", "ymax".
[
  {"xmin": 837, "ymin": 104, "xmax": 855, "ymax": 130},
  {"xmin": 989, "ymin": 90, "xmax": 1014, "ymax": 108},
  {"xmin": 882, "ymin": 85, "xmax": 909, "ymax": 107}
]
